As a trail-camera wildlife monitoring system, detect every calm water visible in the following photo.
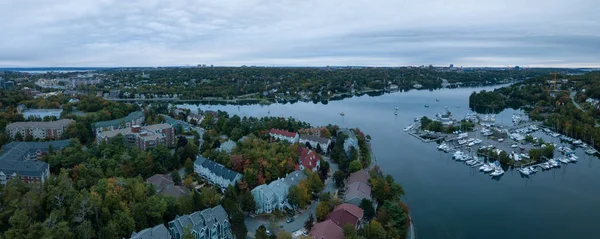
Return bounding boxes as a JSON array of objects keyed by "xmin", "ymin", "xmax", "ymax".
[{"xmin": 177, "ymin": 85, "xmax": 600, "ymax": 239}]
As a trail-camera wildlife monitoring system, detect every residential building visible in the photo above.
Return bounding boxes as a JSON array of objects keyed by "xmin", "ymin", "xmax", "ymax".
[
  {"xmin": 217, "ymin": 140, "xmax": 236, "ymax": 154},
  {"xmin": 269, "ymin": 129, "xmax": 299, "ymax": 143},
  {"xmin": 161, "ymin": 114, "xmax": 192, "ymax": 133},
  {"xmin": 346, "ymin": 170, "xmax": 370, "ymax": 186},
  {"xmin": 129, "ymin": 224, "xmax": 170, "ymax": 239},
  {"xmin": 168, "ymin": 205, "xmax": 232, "ymax": 239},
  {"xmin": 309, "ymin": 219, "xmax": 344, "ymax": 239},
  {"xmin": 194, "ymin": 156, "xmax": 242, "ymax": 190},
  {"xmin": 187, "ymin": 113, "xmax": 203, "ymax": 124},
  {"xmin": 298, "ymin": 127, "xmax": 327, "ymax": 137},
  {"xmin": 6, "ymin": 119, "xmax": 74, "ymax": 140},
  {"xmin": 0, "ymin": 140, "xmax": 70, "ymax": 162},
  {"xmin": 0, "ymin": 160, "xmax": 49, "ymax": 185},
  {"xmin": 252, "ymin": 170, "xmax": 306, "ymax": 214},
  {"xmin": 298, "ymin": 147, "xmax": 320, "ymax": 171},
  {"xmin": 96, "ymin": 124, "xmax": 175, "ymax": 150},
  {"xmin": 327, "ymin": 204, "xmax": 364, "ymax": 230},
  {"xmin": 340, "ymin": 129, "xmax": 359, "ymax": 158},
  {"xmin": 92, "ymin": 111, "xmax": 145, "ymax": 135},
  {"xmin": 299, "ymin": 134, "xmax": 331, "ymax": 151},
  {"xmin": 146, "ymin": 174, "xmax": 189, "ymax": 199},
  {"xmin": 21, "ymin": 108, "xmax": 63, "ymax": 120},
  {"xmin": 168, "ymin": 205, "xmax": 231, "ymax": 239},
  {"xmin": 344, "ymin": 181, "xmax": 372, "ymax": 206}
]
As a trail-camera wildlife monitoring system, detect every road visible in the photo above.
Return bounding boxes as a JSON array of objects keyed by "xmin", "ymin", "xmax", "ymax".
[{"xmin": 244, "ymin": 157, "xmax": 339, "ymax": 237}]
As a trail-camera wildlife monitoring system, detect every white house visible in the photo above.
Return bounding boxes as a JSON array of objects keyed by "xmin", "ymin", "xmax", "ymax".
[
  {"xmin": 299, "ymin": 134, "xmax": 331, "ymax": 151},
  {"xmin": 251, "ymin": 170, "xmax": 306, "ymax": 214},
  {"xmin": 269, "ymin": 129, "xmax": 299, "ymax": 143},
  {"xmin": 194, "ymin": 156, "xmax": 241, "ymax": 190},
  {"xmin": 22, "ymin": 109, "xmax": 63, "ymax": 120}
]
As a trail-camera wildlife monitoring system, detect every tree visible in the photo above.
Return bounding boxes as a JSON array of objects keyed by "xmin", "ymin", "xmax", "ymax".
[
  {"xmin": 240, "ymin": 191, "xmax": 257, "ymax": 214},
  {"xmin": 304, "ymin": 213, "xmax": 315, "ymax": 231},
  {"xmin": 200, "ymin": 187, "xmax": 220, "ymax": 208},
  {"xmin": 333, "ymin": 170, "xmax": 347, "ymax": 188},
  {"xmin": 183, "ymin": 225, "xmax": 196, "ymax": 239},
  {"xmin": 256, "ymin": 225, "xmax": 269, "ymax": 239},
  {"xmin": 318, "ymin": 159, "xmax": 330, "ymax": 179},
  {"xmin": 349, "ymin": 160, "xmax": 362, "ymax": 173},
  {"xmin": 362, "ymin": 220, "xmax": 386, "ymax": 239},
  {"xmin": 343, "ymin": 224, "xmax": 359, "ymax": 239},
  {"xmin": 15, "ymin": 132, "xmax": 23, "ymax": 141},
  {"xmin": 171, "ymin": 170, "xmax": 182, "ymax": 185},
  {"xmin": 360, "ymin": 199, "xmax": 375, "ymax": 220},
  {"xmin": 25, "ymin": 133, "xmax": 33, "ymax": 142},
  {"xmin": 316, "ymin": 201, "xmax": 331, "ymax": 222},
  {"xmin": 184, "ymin": 157, "xmax": 194, "ymax": 176},
  {"xmin": 307, "ymin": 171, "xmax": 324, "ymax": 194},
  {"xmin": 277, "ymin": 231, "xmax": 293, "ymax": 239}
]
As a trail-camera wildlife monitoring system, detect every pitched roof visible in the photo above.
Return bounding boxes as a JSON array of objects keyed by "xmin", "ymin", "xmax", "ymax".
[
  {"xmin": 218, "ymin": 140, "xmax": 236, "ymax": 153},
  {"xmin": 300, "ymin": 134, "xmax": 330, "ymax": 144},
  {"xmin": 299, "ymin": 147, "xmax": 320, "ymax": 171},
  {"xmin": 346, "ymin": 170, "xmax": 370, "ymax": 186},
  {"xmin": 93, "ymin": 111, "xmax": 144, "ymax": 128},
  {"xmin": 309, "ymin": 219, "xmax": 344, "ymax": 239},
  {"xmin": 298, "ymin": 127, "xmax": 327, "ymax": 137},
  {"xmin": 284, "ymin": 170, "xmax": 306, "ymax": 187},
  {"xmin": 129, "ymin": 224, "xmax": 170, "ymax": 239},
  {"xmin": 170, "ymin": 205, "xmax": 229, "ymax": 236},
  {"xmin": 0, "ymin": 140, "xmax": 70, "ymax": 161},
  {"xmin": 0, "ymin": 160, "xmax": 48, "ymax": 177},
  {"xmin": 197, "ymin": 157, "xmax": 241, "ymax": 182},
  {"xmin": 269, "ymin": 129, "xmax": 297, "ymax": 138},
  {"xmin": 146, "ymin": 174, "xmax": 174, "ymax": 192},
  {"xmin": 6, "ymin": 119, "xmax": 74, "ymax": 129},
  {"xmin": 328, "ymin": 204, "xmax": 364, "ymax": 228},
  {"xmin": 161, "ymin": 185, "xmax": 190, "ymax": 198},
  {"xmin": 344, "ymin": 182, "xmax": 372, "ymax": 202}
]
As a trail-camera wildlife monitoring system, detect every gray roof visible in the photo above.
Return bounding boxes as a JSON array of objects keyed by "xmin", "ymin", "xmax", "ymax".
[
  {"xmin": 197, "ymin": 157, "xmax": 241, "ymax": 182},
  {"xmin": 6, "ymin": 119, "xmax": 74, "ymax": 130},
  {"xmin": 170, "ymin": 205, "xmax": 229, "ymax": 236},
  {"xmin": 161, "ymin": 186, "xmax": 190, "ymax": 198},
  {"xmin": 130, "ymin": 224, "xmax": 170, "ymax": 239},
  {"xmin": 344, "ymin": 181, "xmax": 372, "ymax": 203},
  {"xmin": 146, "ymin": 174, "xmax": 174, "ymax": 192},
  {"xmin": 194, "ymin": 155, "xmax": 207, "ymax": 166},
  {"xmin": 93, "ymin": 111, "xmax": 144, "ymax": 128},
  {"xmin": 300, "ymin": 134, "xmax": 330, "ymax": 144},
  {"xmin": 218, "ymin": 140, "xmax": 236, "ymax": 153},
  {"xmin": 0, "ymin": 160, "xmax": 48, "ymax": 177},
  {"xmin": 0, "ymin": 140, "xmax": 70, "ymax": 162},
  {"xmin": 284, "ymin": 170, "xmax": 306, "ymax": 187}
]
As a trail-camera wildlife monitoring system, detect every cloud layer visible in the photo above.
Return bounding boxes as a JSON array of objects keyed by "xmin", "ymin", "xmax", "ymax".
[{"xmin": 1, "ymin": 0, "xmax": 598, "ymax": 67}]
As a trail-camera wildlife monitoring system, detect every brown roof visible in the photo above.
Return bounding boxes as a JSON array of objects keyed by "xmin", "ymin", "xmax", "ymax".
[
  {"xmin": 328, "ymin": 204, "xmax": 364, "ymax": 228},
  {"xmin": 344, "ymin": 181, "xmax": 372, "ymax": 202},
  {"xmin": 269, "ymin": 129, "xmax": 297, "ymax": 138},
  {"xmin": 146, "ymin": 174, "xmax": 174, "ymax": 192},
  {"xmin": 298, "ymin": 127, "xmax": 327, "ymax": 137},
  {"xmin": 299, "ymin": 147, "xmax": 320, "ymax": 170},
  {"xmin": 309, "ymin": 219, "xmax": 343, "ymax": 239},
  {"xmin": 346, "ymin": 170, "xmax": 370, "ymax": 186}
]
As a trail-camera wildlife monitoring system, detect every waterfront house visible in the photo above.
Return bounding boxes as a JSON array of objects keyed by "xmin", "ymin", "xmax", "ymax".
[
  {"xmin": 327, "ymin": 204, "xmax": 364, "ymax": 230},
  {"xmin": 92, "ymin": 111, "xmax": 145, "ymax": 135},
  {"xmin": 309, "ymin": 219, "xmax": 344, "ymax": 239},
  {"xmin": 298, "ymin": 147, "xmax": 320, "ymax": 171},
  {"xmin": 344, "ymin": 181, "xmax": 372, "ymax": 206},
  {"xmin": 129, "ymin": 224, "xmax": 170, "ymax": 239},
  {"xmin": 194, "ymin": 156, "xmax": 242, "ymax": 190},
  {"xmin": 146, "ymin": 173, "xmax": 189, "ymax": 199},
  {"xmin": 346, "ymin": 169, "xmax": 370, "ymax": 187},
  {"xmin": 251, "ymin": 170, "xmax": 306, "ymax": 214},
  {"xmin": 6, "ymin": 119, "xmax": 74, "ymax": 140},
  {"xmin": 340, "ymin": 129, "xmax": 359, "ymax": 158},
  {"xmin": 269, "ymin": 129, "xmax": 299, "ymax": 143},
  {"xmin": 299, "ymin": 134, "xmax": 331, "ymax": 151},
  {"xmin": 168, "ymin": 205, "xmax": 232, "ymax": 239}
]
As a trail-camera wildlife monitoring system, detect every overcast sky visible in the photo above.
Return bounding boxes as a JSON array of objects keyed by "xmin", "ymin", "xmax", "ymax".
[{"xmin": 1, "ymin": 0, "xmax": 598, "ymax": 67}]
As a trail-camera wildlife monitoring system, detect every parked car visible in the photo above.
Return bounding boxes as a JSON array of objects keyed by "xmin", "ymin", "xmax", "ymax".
[{"xmin": 286, "ymin": 217, "xmax": 295, "ymax": 223}]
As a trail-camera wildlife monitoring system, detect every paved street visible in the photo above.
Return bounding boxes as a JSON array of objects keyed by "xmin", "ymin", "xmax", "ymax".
[{"xmin": 244, "ymin": 156, "xmax": 338, "ymax": 237}]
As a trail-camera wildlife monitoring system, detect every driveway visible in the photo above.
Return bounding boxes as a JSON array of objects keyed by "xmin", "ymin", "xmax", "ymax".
[{"xmin": 244, "ymin": 157, "xmax": 338, "ymax": 237}]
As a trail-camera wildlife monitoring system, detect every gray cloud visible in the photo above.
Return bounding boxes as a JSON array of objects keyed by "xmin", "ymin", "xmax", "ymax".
[{"xmin": 0, "ymin": 0, "xmax": 598, "ymax": 67}]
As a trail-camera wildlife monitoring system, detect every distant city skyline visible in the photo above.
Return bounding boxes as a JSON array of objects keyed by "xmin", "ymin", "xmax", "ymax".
[{"xmin": 1, "ymin": 0, "xmax": 599, "ymax": 67}]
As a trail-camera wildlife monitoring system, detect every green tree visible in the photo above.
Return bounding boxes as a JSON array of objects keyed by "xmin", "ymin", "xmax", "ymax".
[
  {"xmin": 343, "ymin": 224, "xmax": 359, "ymax": 239},
  {"xmin": 349, "ymin": 160, "xmax": 362, "ymax": 173},
  {"xmin": 276, "ymin": 231, "xmax": 293, "ymax": 239},
  {"xmin": 362, "ymin": 220, "xmax": 386, "ymax": 239},
  {"xmin": 171, "ymin": 170, "xmax": 182, "ymax": 185},
  {"xmin": 240, "ymin": 191, "xmax": 256, "ymax": 215},
  {"xmin": 359, "ymin": 199, "xmax": 375, "ymax": 220},
  {"xmin": 307, "ymin": 171, "xmax": 324, "ymax": 194},
  {"xmin": 183, "ymin": 225, "xmax": 195, "ymax": 239},
  {"xmin": 256, "ymin": 225, "xmax": 269, "ymax": 239},
  {"xmin": 200, "ymin": 187, "xmax": 220, "ymax": 208},
  {"xmin": 316, "ymin": 201, "xmax": 331, "ymax": 222},
  {"xmin": 184, "ymin": 157, "xmax": 194, "ymax": 176}
]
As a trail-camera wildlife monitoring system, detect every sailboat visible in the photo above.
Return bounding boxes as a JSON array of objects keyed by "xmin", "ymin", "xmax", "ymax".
[
  {"xmin": 394, "ymin": 106, "xmax": 399, "ymax": 110},
  {"xmin": 424, "ymin": 104, "xmax": 430, "ymax": 108},
  {"xmin": 339, "ymin": 112, "xmax": 345, "ymax": 116}
]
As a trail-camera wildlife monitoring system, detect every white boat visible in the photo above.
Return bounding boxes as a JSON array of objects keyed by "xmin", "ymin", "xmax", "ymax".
[
  {"xmin": 474, "ymin": 139, "xmax": 483, "ymax": 144},
  {"xmin": 452, "ymin": 151, "xmax": 464, "ymax": 160},
  {"xmin": 568, "ymin": 154, "xmax": 578, "ymax": 162},
  {"xmin": 394, "ymin": 112, "xmax": 398, "ymax": 115},
  {"xmin": 458, "ymin": 139, "xmax": 468, "ymax": 145},
  {"xmin": 558, "ymin": 157, "xmax": 570, "ymax": 164},
  {"xmin": 394, "ymin": 106, "xmax": 399, "ymax": 110},
  {"xmin": 437, "ymin": 144, "xmax": 447, "ymax": 150},
  {"xmin": 573, "ymin": 140, "xmax": 583, "ymax": 145},
  {"xmin": 490, "ymin": 168, "xmax": 505, "ymax": 176},
  {"xmin": 479, "ymin": 164, "xmax": 490, "ymax": 171},
  {"xmin": 520, "ymin": 153, "xmax": 530, "ymax": 159},
  {"xmin": 528, "ymin": 166, "xmax": 537, "ymax": 173},
  {"xmin": 518, "ymin": 167, "xmax": 531, "ymax": 176},
  {"xmin": 483, "ymin": 163, "xmax": 495, "ymax": 173},
  {"xmin": 403, "ymin": 125, "xmax": 413, "ymax": 131},
  {"xmin": 549, "ymin": 159, "xmax": 559, "ymax": 168},
  {"xmin": 461, "ymin": 155, "xmax": 472, "ymax": 161},
  {"xmin": 511, "ymin": 144, "xmax": 518, "ymax": 148},
  {"xmin": 467, "ymin": 142, "xmax": 475, "ymax": 147},
  {"xmin": 585, "ymin": 148, "xmax": 598, "ymax": 155}
]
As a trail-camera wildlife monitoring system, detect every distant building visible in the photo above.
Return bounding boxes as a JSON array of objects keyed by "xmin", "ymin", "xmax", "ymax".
[
  {"xmin": 0, "ymin": 140, "xmax": 69, "ymax": 162},
  {"xmin": 194, "ymin": 156, "xmax": 242, "ymax": 190},
  {"xmin": 187, "ymin": 113, "xmax": 203, "ymax": 124},
  {"xmin": 217, "ymin": 140, "xmax": 236, "ymax": 154},
  {"xmin": 21, "ymin": 108, "xmax": 63, "ymax": 120},
  {"xmin": 168, "ymin": 205, "xmax": 233, "ymax": 239},
  {"xmin": 129, "ymin": 224, "xmax": 170, "ymax": 239},
  {"xmin": 269, "ymin": 129, "xmax": 299, "ymax": 143},
  {"xmin": 6, "ymin": 119, "xmax": 74, "ymax": 140},
  {"xmin": 92, "ymin": 111, "xmax": 145, "ymax": 135},
  {"xmin": 96, "ymin": 124, "xmax": 175, "ymax": 150},
  {"xmin": 0, "ymin": 141, "xmax": 67, "ymax": 185}
]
